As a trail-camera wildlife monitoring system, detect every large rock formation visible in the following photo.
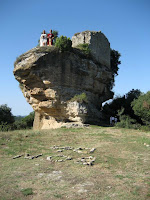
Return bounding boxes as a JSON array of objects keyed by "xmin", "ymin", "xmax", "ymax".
[{"xmin": 13, "ymin": 31, "xmax": 114, "ymax": 129}]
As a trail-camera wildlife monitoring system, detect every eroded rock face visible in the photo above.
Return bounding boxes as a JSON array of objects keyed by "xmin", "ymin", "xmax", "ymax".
[
  {"xmin": 72, "ymin": 31, "xmax": 110, "ymax": 68},
  {"xmin": 14, "ymin": 31, "xmax": 113, "ymax": 129}
]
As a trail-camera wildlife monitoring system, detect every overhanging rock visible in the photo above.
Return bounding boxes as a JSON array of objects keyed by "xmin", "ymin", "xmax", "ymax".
[{"xmin": 13, "ymin": 31, "xmax": 113, "ymax": 129}]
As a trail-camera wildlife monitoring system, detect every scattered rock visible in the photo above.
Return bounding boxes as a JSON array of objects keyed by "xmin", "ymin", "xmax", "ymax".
[
  {"xmin": 77, "ymin": 188, "xmax": 88, "ymax": 193},
  {"xmin": 75, "ymin": 156, "xmax": 96, "ymax": 166},
  {"xmin": 90, "ymin": 148, "xmax": 96, "ymax": 153},
  {"xmin": 144, "ymin": 143, "xmax": 150, "ymax": 147},
  {"xmin": 28, "ymin": 156, "xmax": 35, "ymax": 159},
  {"xmin": 25, "ymin": 153, "xmax": 30, "ymax": 157},
  {"xmin": 77, "ymin": 147, "xmax": 83, "ymax": 150},
  {"xmin": 13, "ymin": 155, "xmax": 23, "ymax": 159},
  {"xmin": 57, "ymin": 150, "xmax": 63, "ymax": 152},
  {"xmin": 24, "ymin": 154, "xmax": 43, "ymax": 159},
  {"xmin": 47, "ymin": 156, "xmax": 52, "ymax": 160},
  {"xmin": 35, "ymin": 154, "xmax": 43, "ymax": 158},
  {"xmin": 66, "ymin": 156, "xmax": 72, "ymax": 160},
  {"xmin": 107, "ymin": 186, "xmax": 112, "ymax": 189}
]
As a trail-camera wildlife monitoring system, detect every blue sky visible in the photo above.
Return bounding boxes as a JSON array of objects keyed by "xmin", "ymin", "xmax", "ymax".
[{"xmin": 0, "ymin": 0, "xmax": 150, "ymax": 116}]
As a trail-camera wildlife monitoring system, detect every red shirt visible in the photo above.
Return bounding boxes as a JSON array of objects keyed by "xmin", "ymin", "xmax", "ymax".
[{"xmin": 47, "ymin": 33, "xmax": 54, "ymax": 45}]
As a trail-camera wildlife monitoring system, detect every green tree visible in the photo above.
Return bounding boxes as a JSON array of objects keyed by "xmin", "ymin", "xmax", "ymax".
[
  {"xmin": 124, "ymin": 89, "xmax": 142, "ymax": 119},
  {"xmin": 0, "ymin": 104, "xmax": 14, "ymax": 124},
  {"xmin": 52, "ymin": 30, "xmax": 58, "ymax": 44},
  {"xmin": 22, "ymin": 111, "xmax": 35, "ymax": 127},
  {"xmin": 102, "ymin": 89, "xmax": 142, "ymax": 123},
  {"xmin": 109, "ymin": 49, "xmax": 121, "ymax": 89},
  {"xmin": 132, "ymin": 91, "xmax": 150, "ymax": 125},
  {"xmin": 14, "ymin": 111, "xmax": 35, "ymax": 130},
  {"xmin": 110, "ymin": 49, "xmax": 121, "ymax": 76},
  {"xmin": 103, "ymin": 95, "xmax": 126, "ymax": 118},
  {"xmin": 55, "ymin": 36, "xmax": 72, "ymax": 52}
]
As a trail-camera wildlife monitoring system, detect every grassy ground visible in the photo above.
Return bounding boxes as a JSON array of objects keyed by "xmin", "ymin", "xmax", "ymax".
[{"xmin": 0, "ymin": 126, "xmax": 150, "ymax": 200}]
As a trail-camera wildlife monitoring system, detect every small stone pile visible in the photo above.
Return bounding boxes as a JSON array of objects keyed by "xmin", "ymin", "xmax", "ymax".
[
  {"xmin": 47, "ymin": 145, "xmax": 96, "ymax": 166},
  {"xmin": 75, "ymin": 156, "xmax": 96, "ymax": 166}
]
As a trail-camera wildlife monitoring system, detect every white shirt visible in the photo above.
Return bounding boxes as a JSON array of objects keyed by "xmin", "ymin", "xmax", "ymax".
[{"xmin": 40, "ymin": 34, "xmax": 47, "ymax": 46}]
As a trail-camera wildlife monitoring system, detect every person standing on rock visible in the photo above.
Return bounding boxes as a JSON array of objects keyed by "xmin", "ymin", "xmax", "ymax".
[
  {"xmin": 47, "ymin": 29, "xmax": 54, "ymax": 46},
  {"xmin": 40, "ymin": 30, "xmax": 47, "ymax": 46}
]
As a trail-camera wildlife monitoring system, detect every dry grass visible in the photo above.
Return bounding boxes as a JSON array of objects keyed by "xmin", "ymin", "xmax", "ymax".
[{"xmin": 0, "ymin": 126, "xmax": 150, "ymax": 200}]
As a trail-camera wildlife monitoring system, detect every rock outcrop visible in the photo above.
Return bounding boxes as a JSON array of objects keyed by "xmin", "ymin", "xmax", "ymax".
[
  {"xmin": 13, "ymin": 31, "xmax": 114, "ymax": 129},
  {"xmin": 72, "ymin": 31, "xmax": 110, "ymax": 68}
]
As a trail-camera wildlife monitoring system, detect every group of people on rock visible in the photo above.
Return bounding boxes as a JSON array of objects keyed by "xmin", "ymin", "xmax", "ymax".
[{"xmin": 40, "ymin": 30, "xmax": 54, "ymax": 47}]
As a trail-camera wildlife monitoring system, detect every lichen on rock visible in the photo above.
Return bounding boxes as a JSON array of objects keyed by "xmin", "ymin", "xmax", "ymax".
[{"xmin": 13, "ymin": 31, "xmax": 114, "ymax": 129}]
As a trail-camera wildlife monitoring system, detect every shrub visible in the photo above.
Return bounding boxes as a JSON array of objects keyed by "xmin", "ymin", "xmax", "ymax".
[
  {"xmin": 0, "ymin": 122, "xmax": 14, "ymax": 132},
  {"xmin": 55, "ymin": 36, "xmax": 72, "ymax": 52},
  {"xmin": 116, "ymin": 108, "xmax": 141, "ymax": 129},
  {"xmin": 116, "ymin": 115, "xmax": 141, "ymax": 129},
  {"xmin": 132, "ymin": 91, "xmax": 150, "ymax": 125},
  {"xmin": 14, "ymin": 112, "xmax": 35, "ymax": 130},
  {"xmin": 76, "ymin": 43, "xmax": 91, "ymax": 55},
  {"xmin": 140, "ymin": 125, "xmax": 150, "ymax": 132},
  {"xmin": 70, "ymin": 93, "xmax": 88, "ymax": 103}
]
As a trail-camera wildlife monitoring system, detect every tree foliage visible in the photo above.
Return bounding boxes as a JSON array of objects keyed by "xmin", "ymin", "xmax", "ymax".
[
  {"xmin": 110, "ymin": 49, "xmax": 121, "ymax": 76},
  {"xmin": 14, "ymin": 111, "xmax": 35, "ymax": 130},
  {"xmin": 102, "ymin": 89, "xmax": 142, "ymax": 122},
  {"xmin": 109, "ymin": 49, "xmax": 121, "ymax": 89},
  {"xmin": 52, "ymin": 30, "xmax": 58, "ymax": 44},
  {"xmin": 116, "ymin": 108, "xmax": 141, "ymax": 129},
  {"xmin": 55, "ymin": 36, "xmax": 72, "ymax": 52},
  {"xmin": 0, "ymin": 104, "xmax": 14, "ymax": 124},
  {"xmin": 132, "ymin": 91, "xmax": 150, "ymax": 125}
]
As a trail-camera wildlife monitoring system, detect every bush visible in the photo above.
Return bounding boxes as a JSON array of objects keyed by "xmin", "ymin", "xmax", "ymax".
[
  {"xmin": 55, "ymin": 36, "xmax": 72, "ymax": 52},
  {"xmin": 0, "ymin": 122, "xmax": 14, "ymax": 132},
  {"xmin": 76, "ymin": 43, "xmax": 91, "ymax": 55},
  {"xmin": 13, "ymin": 120, "xmax": 28, "ymax": 130},
  {"xmin": 140, "ymin": 125, "xmax": 150, "ymax": 132},
  {"xmin": 116, "ymin": 115, "xmax": 141, "ymax": 129},
  {"xmin": 132, "ymin": 91, "xmax": 150, "ymax": 125},
  {"xmin": 70, "ymin": 93, "xmax": 88, "ymax": 103},
  {"xmin": 14, "ymin": 112, "xmax": 35, "ymax": 130}
]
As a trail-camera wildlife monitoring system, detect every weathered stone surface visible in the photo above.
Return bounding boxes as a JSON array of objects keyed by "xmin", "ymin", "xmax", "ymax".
[
  {"xmin": 13, "ymin": 31, "xmax": 114, "ymax": 129},
  {"xmin": 72, "ymin": 30, "xmax": 110, "ymax": 68}
]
